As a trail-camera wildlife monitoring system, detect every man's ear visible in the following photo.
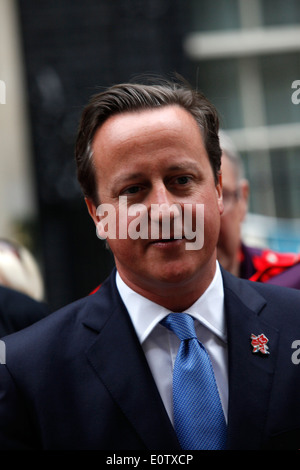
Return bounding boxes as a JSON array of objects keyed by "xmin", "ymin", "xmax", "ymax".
[
  {"xmin": 216, "ymin": 172, "xmax": 224, "ymax": 215},
  {"xmin": 85, "ymin": 197, "xmax": 98, "ymax": 225},
  {"xmin": 238, "ymin": 179, "xmax": 249, "ymax": 222},
  {"xmin": 85, "ymin": 197, "xmax": 107, "ymax": 240}
]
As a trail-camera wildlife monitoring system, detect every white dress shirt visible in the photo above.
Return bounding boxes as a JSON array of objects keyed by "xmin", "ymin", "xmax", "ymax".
[{"xmin": 116, "ymin": 261, "xmax": 228, "ymax": 424}]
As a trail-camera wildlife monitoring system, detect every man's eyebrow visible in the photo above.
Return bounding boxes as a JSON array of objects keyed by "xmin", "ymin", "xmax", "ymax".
[
  {"xmin": 113, "ymin": 172, "xmax": 145, "ymax": 186},
  {"xmin": 113, "ymin": 162, "xmax": 200, "ymax": 185},
  {"xmin": 166, "ymin": 161, "xmax": 200, "ymax": 172}
]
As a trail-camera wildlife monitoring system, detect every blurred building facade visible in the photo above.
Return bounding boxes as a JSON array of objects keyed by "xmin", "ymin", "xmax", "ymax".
[
  {"xmin": 15, "ymin": 0, "xmax": 188, "ymax": 310},
  {"xmin": 0, "ymin": 0, "xmax": 299, "ymax": 309},
  {"xmin": 0, "ymin": 0, "xmax": 37, "ymax": 251},
  {"xmin": 184, "ymin": 0, "xmax": 300, "ymax": 251}
]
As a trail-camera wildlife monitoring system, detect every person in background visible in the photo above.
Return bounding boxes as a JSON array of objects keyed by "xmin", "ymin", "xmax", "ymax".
[
  {"xmin": 217, "ymin": 131, "xmax": 300, "ymax": 289},
  {"xmin": 0, "ymin": 239, "xmax": 49, "ymax": 337},
  {"xmin": 0, "ymin": 78, "xmax": 299, "ymax": 450},
  {"xmin": 0, "ymin": 285, "xmax": 49, "ymax": 338},
  {"xmin": 0, "ymin": 238, "xmax": 45, "ymax": 301}
]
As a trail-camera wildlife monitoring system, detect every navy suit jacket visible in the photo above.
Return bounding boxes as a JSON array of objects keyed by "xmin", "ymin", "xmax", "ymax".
[{"xmin": 0, "ymin": 267, "xmax": 299, "ymax": 450}]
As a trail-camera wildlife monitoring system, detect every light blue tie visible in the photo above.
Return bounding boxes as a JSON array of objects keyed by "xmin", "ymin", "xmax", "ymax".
[{"xmin": 161, "ymin": 313, "xmax": 227, "ymax": 450}]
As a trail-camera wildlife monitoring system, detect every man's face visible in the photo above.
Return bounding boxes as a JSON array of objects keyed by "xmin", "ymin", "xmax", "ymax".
[
  {"xmin": 217, "ymin": 153, "xmax": 249, "ymax": 275},
  {"xmin": 87, "ymin": 105, "xmax": 223, "ymax": 306}
]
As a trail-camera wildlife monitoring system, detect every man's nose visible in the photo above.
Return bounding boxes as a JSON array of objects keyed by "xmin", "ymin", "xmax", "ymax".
[
  {"xmin": 149, "ymin": 184, "xmax": 171, "ymax": 207},
  {"xmin": 148, "ymin": 184, "xmax": 181, "ymax": 225},
  {"xmin": 151, "ymin": 182, "xmax": 170, "ymax": 204}
]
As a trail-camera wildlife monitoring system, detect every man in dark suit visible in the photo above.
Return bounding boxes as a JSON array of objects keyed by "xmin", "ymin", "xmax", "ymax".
[
  {"xmin": 0, "ymin": 285, "xmax": 49, "ymax": 338},
  {"xmin": 0, "ymin": 78, "xmax": 299, "ymax": 451}
]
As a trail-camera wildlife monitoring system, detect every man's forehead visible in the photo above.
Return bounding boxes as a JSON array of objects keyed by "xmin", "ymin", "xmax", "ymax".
[
  {"xmin": 92, "ymin": 105, "xmax": 205, "ymax": 160},
  {"xmin": 94, "ymin": 105, "xmax": 198, "ymax": 136}
]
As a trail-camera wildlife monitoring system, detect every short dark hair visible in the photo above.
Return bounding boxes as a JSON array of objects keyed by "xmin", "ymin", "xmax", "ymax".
[{"xmin": 75, "ymin": 78, "xmax": 221, "ymax": 205}]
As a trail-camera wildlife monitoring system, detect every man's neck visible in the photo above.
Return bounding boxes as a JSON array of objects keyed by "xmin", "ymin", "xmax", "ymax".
[{"xmin": 116, "ymin": 262, "xmax": 218, "ymax": 312}]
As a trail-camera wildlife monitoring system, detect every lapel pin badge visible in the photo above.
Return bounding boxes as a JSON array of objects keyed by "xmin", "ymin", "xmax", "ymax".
[{"xmin": 250, "ymin": 333, "xmax": 270, "ymax": 355}]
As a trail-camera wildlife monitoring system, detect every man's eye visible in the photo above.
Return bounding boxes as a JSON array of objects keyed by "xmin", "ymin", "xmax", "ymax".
[
  {"xmin": 175, "ymin": 176, "xmax": 191, "ymax": 185},
  {"xmin": 123, "ymin": 185, "xmax": 142, "ymax": 194}
]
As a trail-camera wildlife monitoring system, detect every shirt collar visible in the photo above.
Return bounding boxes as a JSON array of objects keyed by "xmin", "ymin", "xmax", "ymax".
[{"xmin": 116, "ymin": 262, "xmax": 226, "ymax": 345}]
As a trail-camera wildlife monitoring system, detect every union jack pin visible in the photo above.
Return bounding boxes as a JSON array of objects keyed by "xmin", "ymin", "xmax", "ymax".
[{"xmin": 250, "ymin": 333, "xmax": 270, "ymax": 355}]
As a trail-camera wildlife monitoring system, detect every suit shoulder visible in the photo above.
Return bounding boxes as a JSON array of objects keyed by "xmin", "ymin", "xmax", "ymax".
[
  {"xmin": 1, "ymin": 270, "xmax": 117, "ymax": 349},
  {"xmin": 246, "ymin": 277, "xmax": 300, "ymax": 301},
  {"xmin": 223, "ymin": 267, "xmax": 300, "ymax": 299},
  {"xmin": 222, "ymin": 269, "xmax": 300, "ymax": 332},
  {"xmin": 222, "ymin": 266, "xmax": 300, "ymax": 310},
  {"xmin": 2, "ymin": 293, "xmax": 96, "ymax": 350},
  {"xmin": 1, "ymin": 273, "xmax": 119, "ymax": 375}
]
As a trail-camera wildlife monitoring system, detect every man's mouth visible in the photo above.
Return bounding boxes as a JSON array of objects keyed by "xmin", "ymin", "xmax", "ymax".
[{"xmin": 149, "ymin": 236, "xmax": 185, "ymax": 247}]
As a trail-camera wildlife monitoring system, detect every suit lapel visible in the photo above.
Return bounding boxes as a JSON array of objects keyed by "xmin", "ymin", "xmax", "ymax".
[
  {"xmin": 82, "ymin": 271, "xmax": 180, "ymax": 450},
  {"xmin": 82, "ymin": 268, "xmax": 279, "ymax": 450},
  {"xmin": 222, "ymin": 269, "xmax": 280, "ymax": 449}
]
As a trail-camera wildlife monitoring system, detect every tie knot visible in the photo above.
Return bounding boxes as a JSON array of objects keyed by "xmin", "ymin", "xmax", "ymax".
[{"xmin": 161, "ymin": 313, "xmax": 197, "ymax": 341}]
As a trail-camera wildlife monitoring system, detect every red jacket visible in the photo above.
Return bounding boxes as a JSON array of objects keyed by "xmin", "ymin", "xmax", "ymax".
[{"xmin": 240, "ymin": 243, "xmax": 300, "ymax": 289}]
